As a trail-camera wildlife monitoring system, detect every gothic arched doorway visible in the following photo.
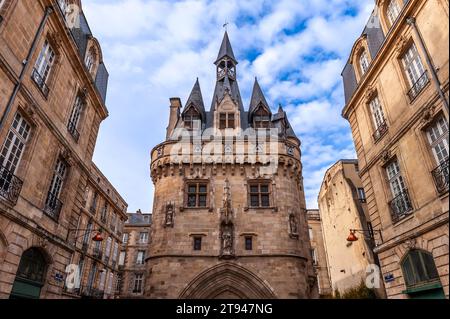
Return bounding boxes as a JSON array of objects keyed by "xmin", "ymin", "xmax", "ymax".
[
  {"xmin": 179, "ymin": 263, "xmax": 276, "ymax": 299},
  {"xmin": 10, "ymin": 248, "xmax": 49, "ymax": 299}
]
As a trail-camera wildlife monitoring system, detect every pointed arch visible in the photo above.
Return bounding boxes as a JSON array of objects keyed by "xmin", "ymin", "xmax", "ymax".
[{"xmin": 179, "ymin": 263, "xmax": 276, "ymax": 299}]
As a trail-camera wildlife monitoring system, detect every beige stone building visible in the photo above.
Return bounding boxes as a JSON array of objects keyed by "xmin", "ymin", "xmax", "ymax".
[
  {"xmin": 146, "ymin": 32, "xmax": 318, "ymax": 299},
  {"xmin": 116, "ymin": 210, "xmax": 152, "ymax": 299},
  {"xmin": 306, "ymin": 209, "xmax": 332, "ymax": 297},
  {"xmin": 342, "ymin": 0, "xmax": 449, "ymax": 299},
  {"xmin": 0, "ymin": 0, "xmax": 127, "ymax": 299},
  {"xmin": 318, "ymin": 160, "xmax": 383, "ymax": 296}
]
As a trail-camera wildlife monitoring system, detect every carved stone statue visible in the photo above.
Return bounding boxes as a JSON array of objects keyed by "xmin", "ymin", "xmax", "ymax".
[
  {"xmin": 221, "ymin": 179, "xmax": 233, "ymax": 223},
  {"xmin": 289, "ymin": 212, "xmax": 299, "ymax": 238},
  {"xmin": 221, "ymin": 224, "xmax": 234, "ymax": 257},
  {"xmin": 165, "ymin": 203, "xmax": 174, "ymax": 227}
]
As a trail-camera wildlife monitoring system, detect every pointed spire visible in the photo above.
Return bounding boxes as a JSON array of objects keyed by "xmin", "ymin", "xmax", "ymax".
[
  {"xmin": 215, "ymin": 31, "xmax": 237, "ymax": 65},
  {"xmin": 249, "ymin": 77, "xmax": 269, "ymax": 116},
  {"xmin": 184, "ymin": 78, "xmax": 205, "ymax": 115}
]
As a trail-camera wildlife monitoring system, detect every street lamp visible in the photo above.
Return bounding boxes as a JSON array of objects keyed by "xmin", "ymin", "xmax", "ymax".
[
  {"xmin": 66, "ymin": 227, "xmax": 104, "ymax": 243},
  {"xmin": 346, "ymin": 228, "xmax": 383, "ymax": 244}
]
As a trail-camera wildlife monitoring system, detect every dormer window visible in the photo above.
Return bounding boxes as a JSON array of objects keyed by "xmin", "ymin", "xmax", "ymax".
[
  {"xmin": 85, "ymin": 47, "xmax": 97, "ymax": 75},
  {"xmin": 184, "ymin": 106, "xmax": 201, "ymax": 130},
  {"xmin": 386, "ymin": 0, "xmax": 401, "ymax": 27},
  {"xmin": 253, "ymin": 106, "xmax": 271, "ymax": 129},
  {"xmin": 219, "ymin": 113, "xmax": 235, "ymax": 129},
  {"xmin": 359, "ymin": 50, "xmax": 370, "ymax": 75}
]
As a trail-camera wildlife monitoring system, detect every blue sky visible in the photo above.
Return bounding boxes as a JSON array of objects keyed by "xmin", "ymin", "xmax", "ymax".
[{"xmin": 83, "ymin": 0, "xmax": 374, "ymax": 213}]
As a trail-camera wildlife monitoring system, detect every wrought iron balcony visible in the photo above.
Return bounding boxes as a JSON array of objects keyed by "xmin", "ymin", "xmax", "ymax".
[
  {"xmin": 0, "ymin": 164, "xmax": 24, "ymax": 205},
  {"xmin": 373, "ymin": 121, "xmax": 388, "ymax": 142},
  {"xmin": 92, "ymin": 248, "xmax": 103, "ymax": 260},
  {"xmin": 44, "ymin": 191, "xmax": 63, "ymax": 221},
  {"xmin": 432, "ymin": 160, "xmax": 449, "ymax": 194},
  {"xmin": 389, "ymin": 189, "xmax": 413, "ymax": 222},
  {"xmin": 100, "ymin": 215, "xmax": 107, "ymax": 224},
  {"xmin": 407, "ymin": 71, "xmax": 429, "ymax": 102},
  {"xmin": 67, "ymin": 121, "xmax": 80, "ymax": 142},
  {"xmin": 31, "ymin": 68, "xmax": 50, "ymax": 98},
  {"xmin": 111, "ymin": 261, "xmax": 116, "ymax": 270},
  {"xmin": 82, "ymin": 287, "xmax": 104, "ymax": 299}
]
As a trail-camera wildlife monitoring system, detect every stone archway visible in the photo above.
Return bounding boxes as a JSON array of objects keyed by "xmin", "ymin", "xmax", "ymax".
[
  {"xmin": 179, "ymin": 263, "xmax": 276, "ymax": 299},
  {"xmin": 10, "ymin": 247, "xmax": 51, "ymax": 299}
]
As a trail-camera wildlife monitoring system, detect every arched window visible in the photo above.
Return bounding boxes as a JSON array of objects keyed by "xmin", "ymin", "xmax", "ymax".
[
  {"xmin": 183, "ymin": 106, "xmax": 201, "ymax": 130},
  {"xmin": 85, "ymin": 47, "xmax": 96, "ymax": 74},
  {"xmin": 359, "ymin": 50, "xmax": 370, "ymax": 76},
  {"xmin": 386, "ymin": 0, "xmax": 401, "ymax": 27},
  {"xmin": 253, "ymin": 106, "xmax": 271, "ymax": 129},
  {"xmin": 401, "ymin": 250, "xmax": 440, "ymax": 287}
]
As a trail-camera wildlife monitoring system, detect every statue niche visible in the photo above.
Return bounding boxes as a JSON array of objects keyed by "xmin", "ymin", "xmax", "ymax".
[
  {"xmin": 164, "ymin": 203, "xmax": 175, "ymax": 227},
  {"xmin": 289, "ymin": 212, "xmax": 299, "ymax": 239},
  {"xmin": 220, "ymin": 180, "xmax": 235, "ymax": 259}
]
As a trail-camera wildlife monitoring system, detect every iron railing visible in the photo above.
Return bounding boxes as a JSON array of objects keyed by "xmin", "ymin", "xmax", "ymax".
[
  {"xmin": 82, "ymin": 287, "xmax": 104, "ymax": 299},
  {"xmin": 389, "ymin": 189, "xmax": 413, "ymax": 222},
  {"xmin": 100, "ymin": 215, "xmax": 107, "ymax": 224},
  {"xmin": 89, "ymin": 204, "xmax": 97, "ymax": 215},
  {"xmin": 432, "ymin": 160, "xmax": 449, "ymax": 194},
  {"xmin": 0, "ymin": 165, "xmax": 24, "ymax": 205},
  {"xmin": 407, "ymin": 71, "xmax": 429, "ymax": 102},
  {"xmin": 67, "ymin": 120, "xmax": 80, "ymax": 142},
  {"xmin": 373, "ymin": 121, "xmax": 388, "ymax": 142},
  {"xmin": 44, "ymin": 191, "xmax": 63, "ymax": 220},
  {"xmin": 111, "ymin": 261, "xmax": 116, "ymax": 270},
  {"xmin": 31, "ymin": 68, "xmax": 50, "ymax": 98}
]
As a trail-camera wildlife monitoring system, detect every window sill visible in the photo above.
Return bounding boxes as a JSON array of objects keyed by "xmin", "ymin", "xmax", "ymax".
[
  {"xmin": 402, "ymin": 281, "xmax": 442, "ymax": 294},
  {"xmin": 244, "ymin": 206, "xmax": 278, "ymax": 212},
  {"xmin": 392, "ymin": 211, "xmax": 415, "ymax": 227},
  {"xmin": 181, "ymin": 207, "xmax": 213, "ymax": 212}
]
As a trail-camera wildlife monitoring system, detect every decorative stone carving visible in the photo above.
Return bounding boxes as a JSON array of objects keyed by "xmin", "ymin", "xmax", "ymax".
[
  {"xmin": 403, "ymin": 238, "xmax": 417, "ymax": 250},
  {"xmin": 365, "ymin": 84, "xmax": 377, "ymax": 103},
  {"xmin": 220, "ymin": 180, "xmax": 235, "ymax": 258},
  {"xmin": 289, "ymin": 212, "xmax": 299, "ymax": 239},
  {"xmin": 164, "ymin": 203, "xmax": 175, "ymax": 227},
  {"xmin": 395, "ymin": 36, "xmax": 408, "ymax": 55},
  {"xmin": 381, "ymin": 149, "xmax": 391, "ymax": 164},
  {"xmin": 420, "ymin": 104, "xmax": 436, "ymax": 126}
]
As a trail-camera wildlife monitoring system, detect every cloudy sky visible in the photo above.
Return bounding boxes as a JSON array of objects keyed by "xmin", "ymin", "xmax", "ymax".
[{"xmin": 83, "ymin": 0, "xmax": 374, "ymax": 213}]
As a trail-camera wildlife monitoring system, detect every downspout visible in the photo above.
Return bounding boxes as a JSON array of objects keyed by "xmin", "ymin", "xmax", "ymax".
[
  {"xmin": 406, "ymin": 17, "xmax": 449, "ymax": 112},
  {"xmin": 0, "ymin": 6, "xmax": 54, "ymax": 131}
]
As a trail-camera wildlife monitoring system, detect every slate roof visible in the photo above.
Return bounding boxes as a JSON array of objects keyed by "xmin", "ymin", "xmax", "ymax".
[
  {"xmin": 172, "ymin": 32, "xmax": 299, "ymax": 141},
  {"xmin": 215, "ymin": 31, "xmax": 237, "ymax": 64},
  {"xmin": 69, "ymin": 11, "xmax": 109, "ymax": 103},
  {"xmin": 341, "ymin": 8, "xmax": 386, "ymax": 105}
]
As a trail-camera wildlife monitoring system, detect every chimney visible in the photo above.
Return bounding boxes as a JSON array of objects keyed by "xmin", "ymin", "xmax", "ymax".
[{"xmin": 166, "ymin": 98, "xmax": 181, "ymax": 139}]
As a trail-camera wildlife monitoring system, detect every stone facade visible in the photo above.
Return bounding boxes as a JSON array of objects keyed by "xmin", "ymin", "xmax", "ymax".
[
  {"xmin": 306, "ymin": 209, "xmax": 332, "ymax": 297},
  {"xmin": 116, "ymin": 210, "xmax": 152, "ymax": 299},
  {"xmin": 342, "ymin": 0, "xmax": 449, "ymax": 299},
  {"xmin": 0, "ymin": 0, "xmax": 127, "ymax": 299},
  {"xmin": 145, "ymin": 32, "xmax": 318, "ymax": 299},
  {"xmin": 318, "ymin": 160, "xmax": 384, "ymax": 297}
]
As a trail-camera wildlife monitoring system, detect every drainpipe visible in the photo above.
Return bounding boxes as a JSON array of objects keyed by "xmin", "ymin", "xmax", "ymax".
[
  {"xmin": 0, "ymin": 6, "xmax": 54, "ymax": 131},
  {"xmin": 406, "ymin": 17, "xmax": 449, "ymax": 112}
]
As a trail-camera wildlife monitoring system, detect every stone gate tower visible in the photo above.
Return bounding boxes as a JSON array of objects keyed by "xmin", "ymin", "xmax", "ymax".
[{"xmin": 145, "ymin": 32, "xmax": 318, "ymax": 299}]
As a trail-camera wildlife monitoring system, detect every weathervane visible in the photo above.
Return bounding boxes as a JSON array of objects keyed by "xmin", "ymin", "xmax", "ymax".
[{"xmin": 223, "ymin": 22, "xmax": 229, "ymax": 31}]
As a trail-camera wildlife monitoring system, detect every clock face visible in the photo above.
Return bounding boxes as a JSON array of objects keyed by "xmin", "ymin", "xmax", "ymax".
[{"xmin": 227, "ymin": 67, "xmax": 235, "ymax": 78}]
